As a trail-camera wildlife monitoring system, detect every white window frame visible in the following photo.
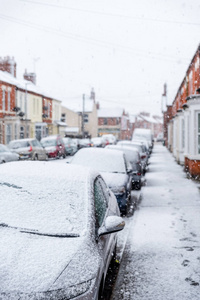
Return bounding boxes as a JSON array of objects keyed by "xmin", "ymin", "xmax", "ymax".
[
  {"xmin": 2, "ymin": 88, "xmax": 5, "ymax": 111},
  {"xmin": 7, "ymin": 89, "xmax": 11, "ymax": 111}
]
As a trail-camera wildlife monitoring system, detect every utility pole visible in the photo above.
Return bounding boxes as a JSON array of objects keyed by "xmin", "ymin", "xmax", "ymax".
[
  {"xmin": 25, "ymin": 82, "xmax": 31, "ymax": 138},
  {"xmin": 82, "ymin": 94, "xmax": 85, "ymax": 137}
]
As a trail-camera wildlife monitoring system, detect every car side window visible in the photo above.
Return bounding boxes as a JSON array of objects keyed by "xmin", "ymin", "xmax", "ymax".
[{"xmin": 94, "ymin": 177, "xmax": 108, "ymax": 228}]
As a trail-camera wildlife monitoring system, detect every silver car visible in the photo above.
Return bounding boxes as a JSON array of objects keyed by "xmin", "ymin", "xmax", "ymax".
[
  {"xmin": 0, "ymin": 161, "xmax": 124, "ymax": 299},
  {"xmin": 9, "ymin": 138, "xmax": 48, "ymax": 161},
  {"xmin": 0, "ymin": 144, "xmax": 19, "ymax": 163}
]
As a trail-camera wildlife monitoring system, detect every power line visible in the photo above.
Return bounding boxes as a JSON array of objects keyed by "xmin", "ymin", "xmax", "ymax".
[
  {"xmin": 0, "ymin": 13, "xmax": 190, "ymax": 64},
  {"xmin": 20, "ymin": 0, "xmax": 200, "ymax": 27}
]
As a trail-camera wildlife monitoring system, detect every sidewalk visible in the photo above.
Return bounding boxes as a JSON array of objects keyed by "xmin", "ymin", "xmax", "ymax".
[{"xmin": 111, "ymin": 144, "xmax": 200, "ymax": 300}]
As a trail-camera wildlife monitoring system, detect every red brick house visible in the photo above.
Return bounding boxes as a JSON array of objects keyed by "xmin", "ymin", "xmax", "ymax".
[{"xmin": 166, "ymin": 44, "xmax": 200, "ymax": 178}]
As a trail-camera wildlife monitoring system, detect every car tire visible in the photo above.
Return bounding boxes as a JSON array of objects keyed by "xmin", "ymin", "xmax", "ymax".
[{"xmin": 34, "ymin": 154, "xmax": 38, "ymax": 160}]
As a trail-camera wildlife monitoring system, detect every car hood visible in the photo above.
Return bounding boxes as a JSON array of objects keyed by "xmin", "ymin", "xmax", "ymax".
[
  {"xmin": 0, "ymin": 229, "xmax": 96, "ymax": 293},
  {"xmin": 101, "ymin": 172, "xmax": 128, "ymax": 189},
  {"xmin": 44, "ymin": 146, "xmax": 56, "ymax": 151}
]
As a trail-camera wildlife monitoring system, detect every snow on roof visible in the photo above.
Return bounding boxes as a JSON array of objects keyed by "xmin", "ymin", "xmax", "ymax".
[
  {"xmin": 0, "ymin": 70, "xmax": 61, "ymax": 101},
  {"xmin": 129, "ymin": 115, "xmax": 137, "ymax": 123},
  {"xmin": 140, "ymin": 115, "xmax": 158, "ymax": 124},
  {"xmin": 55, "ymin": 121, "xmax": 67, "ymax": 126},
  {"xmin": 98, "ymin": 107, "xmax": 124, "ymax": 118},
  {"xmin": 62, "ymin": 96, "xmax": 94, "ymax": 113}
]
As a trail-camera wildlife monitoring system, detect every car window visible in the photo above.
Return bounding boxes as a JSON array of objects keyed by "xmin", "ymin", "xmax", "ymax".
[
  {"xmin": 32, "ymin": 139, "xmax": 41, "ymax": 147},
  {"xmin": 94, "ymin": 177, "xmax": 108, "ymax": 228}
]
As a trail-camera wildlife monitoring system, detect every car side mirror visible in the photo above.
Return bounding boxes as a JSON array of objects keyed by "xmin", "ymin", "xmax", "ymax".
[{"xmin": 98, "ymin": 216, "xmax": 125, "ymax": 237}]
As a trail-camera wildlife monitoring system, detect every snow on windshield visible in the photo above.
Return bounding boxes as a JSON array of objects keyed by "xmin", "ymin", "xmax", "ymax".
[{"xmin": 0, "ymin": 163, "xmax": 88, "ymax": 236}]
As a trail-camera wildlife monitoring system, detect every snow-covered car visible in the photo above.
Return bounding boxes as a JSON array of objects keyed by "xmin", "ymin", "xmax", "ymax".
[
  {"xmin": 8, "ymin": 138, "xmax": 48, "ymax": 161},
  {"xmin": 91, "ymin": 137, "xmax": 106, "ymax": 148},
  {"xmin": 132, "ymin": 128, "xmax": 154, "ymax": 152},
  {"xmin": 70, "ymin": 148, "xmax": 132, "ymax": 215},
  {"xmin": 63, "ymin": 137, "xmax": 77, "ymax": 155},
  {"xmin": 0, "ymin": 144, "xmax": 19, "ymax": 163},
  {"xmin": 117, "ymin": 140, "xmax": 148, "ymax": 175},
  {"xmin": 106, "ymin": 144, "xmax": 143, "ymax": 190},
  {"xmin": 101, "ymin": 134, "xmax": 116, "ymax": 145},
  {"xmin": 40, "ymin": 135, "xmax": 66, "ymax": 159},
  {"xmin": 0, "ymin": 161, "xmax": 125, "ymax": 300}
]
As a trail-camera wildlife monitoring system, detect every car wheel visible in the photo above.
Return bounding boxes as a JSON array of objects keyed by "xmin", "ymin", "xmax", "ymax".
[
  {"xmin": 45, "ymin": 154, "xmax": 48, "ymax": 161},
  {"xmin": 34, "ymin": 154, "xmax": 38, "ymax": 160},
  {"xmin": 63, "ymin": 153, "xmax": 66, "ymax": 159}
]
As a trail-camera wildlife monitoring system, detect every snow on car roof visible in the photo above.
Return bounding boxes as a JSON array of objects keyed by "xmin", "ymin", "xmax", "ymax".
[{"xmin": 71, "ymin": 147, "xmax": 126, "ymax": 173}]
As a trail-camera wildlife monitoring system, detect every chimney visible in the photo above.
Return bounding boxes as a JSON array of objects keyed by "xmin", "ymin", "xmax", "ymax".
[
  {"xmin": 0, "ymin": 56, "xmax": 17, "ymax": 77},
  {"xmin": 90, "ymin": 87, "xmax": 95, "ymax": 102},
  {"xmin": 24, "ymin": 69, "xmax": 36, "ymax": 85}
]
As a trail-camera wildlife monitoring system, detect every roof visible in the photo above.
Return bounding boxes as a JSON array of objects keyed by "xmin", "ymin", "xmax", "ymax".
[
  {"xmin": 0, "ymin": 70, "xmax": 61, "ymax": 101},
  {"xmin": 98, "ymin": 107, "xmax": 124, "ymax": 118}
]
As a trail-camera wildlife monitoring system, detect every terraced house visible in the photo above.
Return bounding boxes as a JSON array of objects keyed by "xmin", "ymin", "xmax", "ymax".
[
  {"xmin": 0, "ymin": 57, "xmax": 62, "ymax": 144},
  {"xmin": 164, "ymin": 44, "xmax": 200, "ymax": 179}
]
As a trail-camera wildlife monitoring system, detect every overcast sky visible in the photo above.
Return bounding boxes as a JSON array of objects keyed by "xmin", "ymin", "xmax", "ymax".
[{"xmin": 0, "ymin": 0, "xmax": 200, "ymax": 116}]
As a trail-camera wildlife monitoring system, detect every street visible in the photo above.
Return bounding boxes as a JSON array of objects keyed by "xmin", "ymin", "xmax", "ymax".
[{"xmin": 110, "ymin": 143, "xmax": 200, "ymax": 300}]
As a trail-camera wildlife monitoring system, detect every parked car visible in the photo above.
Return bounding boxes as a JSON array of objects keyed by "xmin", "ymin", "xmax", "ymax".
[
  {"xmin": 132, "ymin": 128, "xmax": 154, "ymax": 152},
  {"xmin": 40, "ymin": 135, "xmax": 66, "ymax": 159},
  {"xmin": 0, "ymin": 161, "xmax": 125, "ymax": 299},
  {"xmin": 91, "ymin": 137, "xmax": 106, "ymax": 148},
  {"xmin": 106, "ymin": 144, "xmax": 143, "ymax": 190},
  {"xmin": 0, "ymin": 144, "xmax": 19, "ymax": 163},
  {"xmin": 132, "ymin": 137, "xmax": 151, "ymax": 158},
  {"xmin": 101, "ymin": 134, "xmax": 116, "ymax": 145},
  {"xmin": 8, "ymin": 138, "xmax": 48, "ymax": 161},
  {"xmin": 63, "ymin": 137, "xmax": 77, "ymax": 155},
  {"xmin": 117, "ymin": 140, "xmax": 148, "ymax": 175},
  {"xmin": 78, "ymin": 138, "xmax": 92, "ymax": 149},
  {"xmin": 70, "ymin": 148, "xmax": 132, "ymax": 215}
]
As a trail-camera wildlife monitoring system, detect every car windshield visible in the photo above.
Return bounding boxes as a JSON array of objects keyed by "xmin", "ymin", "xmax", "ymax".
[
  {"xmin": 9, "ymin": 140, "xmax": 30, "ymax": 149},
  {"xmin": 71, "ymin": 149, "xmax": 126, "ymax": 173},
  {"xmin": 0, "ymin": 145, "xmax": 10, "ymax": 152},
  {"xmin": 41, "ymin": 139, "xmax": 57, "ymax": 147},
  {"xmin": 0, "ymin": 176, "xmax": 88, "ymax": 236}
]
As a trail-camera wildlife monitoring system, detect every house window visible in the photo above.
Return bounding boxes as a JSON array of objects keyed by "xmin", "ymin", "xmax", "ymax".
[
  {"xmin": 103, "ymin": 118, "xmax": 107, "ymax": 125},
  {"xmin": 14, "ymin": 123, "xmax": 18, "ymax": 139},
  {"xmin": 84, "ymin": 114, "xmax": 88, "ymax": 123},
  {"xmin": 198, "ymin": 113, "xmax": 200, "ymax": 154},
  {"xmin": 7, "ymin": 90, "xmax": 11, "ymax": 111},
  {"xmin": 2, "ymin": 89, "xmax": 5, "ymax": 111},
  {"xmin": 6, "ymin": 124, "xmax": 12, "ymax": 144},
  {"xmin": 61, "ymin": 113, "xmax": 66, "ymax": 122},
  {"xmin": 20, "ymin": 126, "xmax": 24, "ymax": 139}
]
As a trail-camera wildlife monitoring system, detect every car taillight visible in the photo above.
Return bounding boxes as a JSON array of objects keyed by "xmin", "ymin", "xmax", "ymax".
[
  {"xmin": 29, "ymin": 146, "xmax": 32, "ymax": 152},
  {"xmin": 137, "ymin": 172, "xmax": 141, "ymax": 176},
  {"xmin": 141, "ymin": 155, "xmax": 146, "ymax": 159}
]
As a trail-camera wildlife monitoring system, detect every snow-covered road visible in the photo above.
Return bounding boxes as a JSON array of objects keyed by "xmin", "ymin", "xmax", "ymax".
[{"xmin": 111, "ymin": 144, "xmax": 200, "ymax": 300}]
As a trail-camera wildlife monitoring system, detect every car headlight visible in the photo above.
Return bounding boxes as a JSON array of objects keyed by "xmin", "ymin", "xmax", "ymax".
[{"xmin": 111, "ymin": 186, "xmax": 126, "ymax": 194}]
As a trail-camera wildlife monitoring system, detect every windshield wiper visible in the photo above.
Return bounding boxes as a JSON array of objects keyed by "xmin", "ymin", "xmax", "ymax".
[
  {"xmin": 20, "ymin": 230, "xmax": 80, "ymax": 238},
  {"xmin": 0, "ymin": 223, "xmax": 79, "ymax": 238}
]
